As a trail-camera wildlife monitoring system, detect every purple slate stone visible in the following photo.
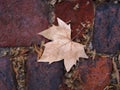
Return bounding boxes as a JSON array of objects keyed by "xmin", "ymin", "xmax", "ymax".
[
  {"xmin": 93, "ymin": 3, "xmax": 120, "ymax": 54},
  {"xmin": 26, "ymin": 52, "xmax": 65, "ymax": 90},
  {"xmin": 0, "ymin": 57, "xmax": 17, "ymax": 90},
  {"xmin": 0, "ymin": 0, "xmax": 50, "ymax": 47}
]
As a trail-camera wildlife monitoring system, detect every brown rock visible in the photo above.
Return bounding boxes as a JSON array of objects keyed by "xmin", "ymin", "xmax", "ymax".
[
  {"xmin": 80, "ymin": 56, "xmax": 112, "ymax": 90},
  {"xmin": 0, "ymin": 57, "xmax": 17, "ymax": 90},
  {"xmin": 0, "ymin": 0, "xmax": 50, "ymax": 47},
  {"xmin": 93, "ymin": 3, "xmax": 120, "ymax": 54},
  {"xmin": 54, "ymin": 0, "xmax": 94, "ymax": 41},
  {"xmin": 60, "ymin": 56, "xmax": 112, "ymax": 90},
  {"xmin": 26, "ymin": 52, "xmax": 65, "ymax": 90}
]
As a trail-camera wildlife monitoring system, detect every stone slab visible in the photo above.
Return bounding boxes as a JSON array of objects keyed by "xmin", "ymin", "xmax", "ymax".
[
  {"xmin": 26, "ymin": 52, "xmax": 65, "ymax": 90},
  {"xmin": 54, "ymin": 0, "xmax": 94, "ymax": 41},
  {"xmin": 93, "ymin": 3, "xmax": 120, "ymax": 54},
  {"xmin": 0, "ymin": 57, "xmax": 17, "ymax": 90},
  {"xmin": 0, "ymin": 0, "xmax": 50, "ymax": 47}
]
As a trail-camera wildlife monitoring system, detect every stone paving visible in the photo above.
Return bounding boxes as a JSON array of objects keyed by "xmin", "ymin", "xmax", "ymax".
[{"xmin": 0, "ymin": 0, "xmax": 120, "ymax": 90}]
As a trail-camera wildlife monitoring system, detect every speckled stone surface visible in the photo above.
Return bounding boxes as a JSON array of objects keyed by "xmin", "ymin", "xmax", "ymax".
[
  {"xmin": 60, "ymin": 56, "xmax": 112, "ymax": 90},
  {"xmin": 0, "ymin": 0, "xmax": 50, "ymax": 47},
  {"xmin": 79, "ymin": 56, "xmax": 112, "ymax": 90},
  {"xmin": 93, "ymin": 3, "xmax": 120, "ymax": 54},
  {"xmin": 54, "ymin": 0, "xmax": 94, "ymax": 40},
  {"xmin": 26, "ymin": 52, "xmax": 65, "ymax": 90},
  {"xmin": 0, "ymin": 57, "xmax": 17, "ymax": 90}
]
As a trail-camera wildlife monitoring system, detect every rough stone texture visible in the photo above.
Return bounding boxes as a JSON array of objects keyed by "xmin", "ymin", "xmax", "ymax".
[
  {"xmin": 54, "ymin": 0, "xmax": 94, "ymax": 40},
  {"xmin": 0, "ymin": 0, "xmax": 50, "ymax": 47},
  {"xmin": 80, "ymin": 56, "xmax": 112, "ymax": 90},
  {"xmin": 60, "ymin": 56, "xmax": 112, "ymax": 90},
  {"xmin": 93, "ymin": 3, "xmax": 120, "ymax": 54},
  {"xmin": 26, "ymin": 52, "xmax": 65, "ymax": 90},
  {"xmin": 0, "ymin": 57, "xmax": 17, "ymax": 90}
]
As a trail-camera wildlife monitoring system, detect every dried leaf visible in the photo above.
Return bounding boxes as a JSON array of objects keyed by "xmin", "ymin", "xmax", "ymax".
[
  {"xmin": 112, "ymin": 57, "xmax": 120, "ymax": 84},
  {"xmin": 38, "ymin": 18, "xmax": 88, "ymax": 72}
]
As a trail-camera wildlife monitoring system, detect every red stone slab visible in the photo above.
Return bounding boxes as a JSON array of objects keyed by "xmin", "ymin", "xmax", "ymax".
[
  {"xmin": 26, "ymin": 52, "xmax": 65, "ymax": 90},
  {"xmin": 80, "ymin": 56, "xmax": 112, "ymax": 90},
  {"xmin": 54, "ymin": 0, "xmax": 94, "ymax": 40},
  {"xmin": 93, "ymin": 3, "xmax": 120, "ymax": 54},
  {"xmin": 0, "ymin": 0, "xmax": 50, "ymax": 47},
  {"xmin": 0, "ymin": 57, "xmax": 17, "ymax": 90},
  {"xmin": 60, "ymin": 56, "xmax": 112, "ymax": 90}
]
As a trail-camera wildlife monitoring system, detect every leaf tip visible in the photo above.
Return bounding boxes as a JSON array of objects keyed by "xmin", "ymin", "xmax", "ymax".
[{"xmin": 57, "ymin": 17, "xmax": 71, "ymax": 30}]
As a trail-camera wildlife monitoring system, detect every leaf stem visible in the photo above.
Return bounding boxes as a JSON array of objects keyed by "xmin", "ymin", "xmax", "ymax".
[{"xmin": 71, "ymin": 27, "xmax": 84, "ymax": 41}]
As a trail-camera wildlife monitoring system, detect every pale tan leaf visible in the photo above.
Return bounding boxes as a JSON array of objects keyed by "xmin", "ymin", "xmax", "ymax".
[
  {"xmin": 57, "ymin": 18, "xmax": 71, "ymax": 32},
  {"xmin": 38, "ymin": 18, "xmax": 88, "ymax": 72},
  {"xmin": 39, "ymin": 41, "xmax": 63, "ymax": 63}
]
